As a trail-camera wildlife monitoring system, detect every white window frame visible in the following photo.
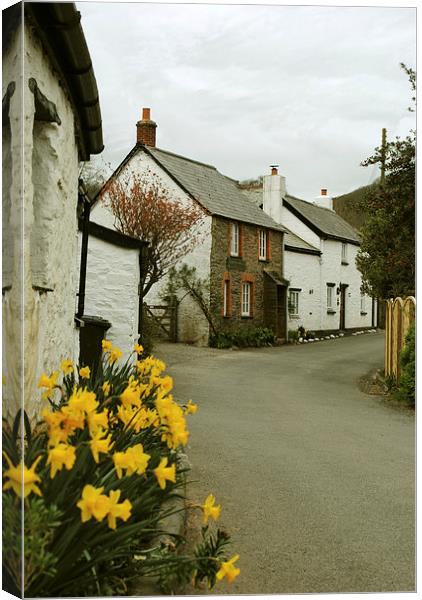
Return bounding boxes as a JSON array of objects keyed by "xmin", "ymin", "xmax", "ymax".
[
  {"xmin": 341, "ymin": 242, "xmax": 348, "ymax": 263},
  {"xmin": 241, "ymin": 282, "xmax": 251, "ymax": 316},
  {"xmin": 230, "ymin": 222, "xmax": 239, "ymax": 256},
  {"xmin": 288, "ymin": 290, "xmax": 300, "ymax": 317},
  {"xmin": 327, "ymin": 285, "xmax": 334, "ymax": 310},
  {"xmin": 223, "ymin": 280, "xmax": 229, "ymax": 317},
  {"xmin": 258, "ymin": 230, "xmax": 267, "ymax": 260}
]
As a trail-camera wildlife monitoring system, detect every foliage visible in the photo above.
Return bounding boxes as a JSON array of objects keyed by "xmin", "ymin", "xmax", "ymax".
[
  {"xmin": 394, "ymin": 323, "xmax": 415, "ymax": 406},
  {"xmin": 356, "ymin": 64, "xmax": 415, "ymax": 299},
  {"xmin": 162, "ymin": 264, "xmax": 218, "ymax": 337},
  {"xmin": 2, "ymin": 345, "xmax": 238, "ymax": 596},
  {"xmin": 101, "ymin": 170, "xmax": 204, "ymax": 296},
  {"xmin": 288, "ymin": 329, "xmax": 299, "ymax": 343},
  {"xmin": 210, "ymin": 327, "xmax": 275, "ymax": 349}
]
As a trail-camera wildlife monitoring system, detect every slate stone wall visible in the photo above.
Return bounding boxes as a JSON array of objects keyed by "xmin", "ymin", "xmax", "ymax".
[{"xmin": 209, "ymin": 216, "xmax": 284, "ymax": 335}]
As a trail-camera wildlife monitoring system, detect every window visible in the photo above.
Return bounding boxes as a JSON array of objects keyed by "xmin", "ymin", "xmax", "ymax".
[
  {"xmin": 230, "ymin": 222, "xmax": 240, "ymax": 256},
  {"xmin": 241, "ymin": 282, "xmax": 251, "ymax": 316},
  {"xmin": 341, "ymin": 243, "xmax": 348, "ymax": 264},
  {"xmin": 288, "ymin": 290, "xmax": 300, "ymax": 317},
  {"xmin": 258, "ymin": 230, "xmax": 267, "ymax": 260},
  {"xmin": 326, "ymin": 285, "xmax": 334, "ymax": 310}
]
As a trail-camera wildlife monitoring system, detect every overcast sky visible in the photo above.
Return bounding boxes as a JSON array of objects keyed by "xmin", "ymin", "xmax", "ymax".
[{"xmin": 77, "ymin": 1, "xmax": 416, "ymax": 200}]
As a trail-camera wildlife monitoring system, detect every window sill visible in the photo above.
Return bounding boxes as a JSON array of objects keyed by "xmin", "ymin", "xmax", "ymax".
[
  {"xmin": 289, "ymin": 314, "xmax": 300, "ymax": 319},
  {"xmin": 341, "ymin": 261, "xmax": 349, "ymax": 266},
  {"xmin": 241, "ymin": 315, "xmax": 252, "ymax": 319},
  {"xmin": 327, "ymin": 309, "xmax": 336, "ymax": 315},
  {"xmin": 360, "ymin": 311, "xmax": 368, "ymax": 316},
  {"xmin": 258, "ymin": 258, "xmax": 269, "ymax": 263}
]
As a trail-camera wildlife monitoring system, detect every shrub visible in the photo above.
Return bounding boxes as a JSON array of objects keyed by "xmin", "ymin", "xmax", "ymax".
[
  {"xmin": 209, "ymin": 327, "xmax": 275, "ymax": 349},
  {"xmin": 394, "ymin": 323, "xmax": 415, "ymax": 406},
  {"xmin": 288, "ymin": 329, "xmax": 299, "ymax": 343},
  {"xmin": 2, "ymin": 343, "xmax": 239, "ymax": 596}
]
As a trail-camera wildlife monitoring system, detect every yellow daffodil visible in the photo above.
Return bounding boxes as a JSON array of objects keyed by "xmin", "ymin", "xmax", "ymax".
[
  {"xmin": 79, "ymin": 366, "xmax": 90, "ymax": 379},
  {"xmin": 87, "ymin": 409, "xmax": 109, "ymax": 436},
  {"xmin": 46, "ymin": 443, "xmax": 76, "ymax": 478},
  {"xmin": 216, "ymin": 555, "xmax": 240, "ymax": 584},
  {"xmin": 202, "ymin": 494, "xmax": 221, "ymax": 523},
  {"xmin": 112, "ymin": 444, "xmax": 150, "ymax": 478},
  {"xmin": 102, "ymin": 381, "xmax": 111, "ymax": 397},
  {"xmin": 77, "ymin": 485, "xmax": 110, "ymax": 522},
  {"xmin": 153, "ymin": 457, "xmax": 176, "ymax": 490},
  {"xmin": 108, "ymin": 347, "xmax": 123, "ymax": 364},
  {"xmin": 133, "ymin": 343, "xmax": 144, "ymax": 354},
  {"xmin": 3, "ymin": 453, "xmax": 42, "ymax": 497},
  {"xmin": 60, "ymin": 359, "xmax": 74, "ymax": 375},
  {"xmin": 90, "ymin": 432, "xmax": 114, "ymax": 463},
  {"xmin": 106, "ymin": 490, "xmax": 132, "ymax": 529},
  {"xmin": 185, "ymin": 400, "xmax": 198, "ymax": 415},
  {"xmin": 37, "ymin": 371, "xmax": 59, "ymax": 399},
  {"xmin": 68, "ymin": 387, "xmax": 98, "ymax": 415},
  {"xmin": 102, "ymin": 339, "xmax": 113, "ymax": 351},
  {"xmin": 120, "ymin": 384, "xmax": 142, "ymax": 408}
]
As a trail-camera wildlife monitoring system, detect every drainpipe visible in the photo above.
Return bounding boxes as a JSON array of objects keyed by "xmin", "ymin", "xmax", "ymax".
[
  {"xmin": 76, "ymin": 182, "xmax": 90, "ymax": 320},
  {"xmin": 137, "ymin": 244, "xmax": 150, "ymax": 352}
]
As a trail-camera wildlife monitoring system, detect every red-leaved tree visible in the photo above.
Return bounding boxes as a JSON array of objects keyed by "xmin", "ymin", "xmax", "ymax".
[{"xmin": 101, "ymin": 170, "xmax": 204, "ymax": 296}]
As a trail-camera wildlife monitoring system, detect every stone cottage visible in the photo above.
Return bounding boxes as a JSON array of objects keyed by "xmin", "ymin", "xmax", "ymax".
[
  {"xmin": 2, "ymin": 3, "xmax": 103, "ymax": 418},
  {"xmin": 241, "ymin": 169, "xmax": 376, "ymax": 336},
  {"xmin": 92, "ymin": 109, "xmax": 287, "ymax": 345}
]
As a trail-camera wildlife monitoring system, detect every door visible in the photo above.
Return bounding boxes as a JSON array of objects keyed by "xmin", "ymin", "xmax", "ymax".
[
  {"xmin": 276, "ymin": 286, "xmax": 287, "ymax": 339},
  {"xmin": 339, "ymin": 284, "xmax": 348, "ymax": 330}
]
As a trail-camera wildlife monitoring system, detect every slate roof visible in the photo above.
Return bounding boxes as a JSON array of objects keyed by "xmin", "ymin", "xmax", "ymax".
[
  {"xmin": 284, "ymin": 195, "xmax": 361, "ymax": 245},
  {"xmin": 144, "ymin": 146, "xmax": 285, "ymax": 232},
  {"xmin": 283, "ymin": 228, "xmax": 321, "ymax": 255}
]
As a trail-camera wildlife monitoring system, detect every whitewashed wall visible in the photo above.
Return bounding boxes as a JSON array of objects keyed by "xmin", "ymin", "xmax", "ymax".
[
  {"xmin": 3, "ymin": 22, "xmax": 80, "ymax": 419},
  {"xmin": 78, "ymin": 232, "xmax": 140, "ymax": 363},
  {"xmin": 320, "ymin": 240, "xmax": 373, "ymax": 330},
  {"xmin": 284, "ymin": 250, "xmax": 322, "ymax": 332},
  {"xmin": 280, "ymin": 204, "xmax": 321, "ymax": 249},
  {"xmin": 95, "ymin": 150, "xmax": 213, "ymax": 345}
]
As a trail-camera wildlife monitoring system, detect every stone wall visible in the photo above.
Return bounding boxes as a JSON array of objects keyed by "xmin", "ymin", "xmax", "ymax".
[
  {"xmin": 209, "ymin": 217, "xmax": 284, "ymax": 335},
  {"xmin": 2, "ymin": 20, "xmax": 80, "ymax": 419}
]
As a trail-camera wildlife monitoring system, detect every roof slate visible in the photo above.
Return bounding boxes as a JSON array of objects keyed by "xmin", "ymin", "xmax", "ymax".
[
  {"xmin": 283, "ymin": 227, "xmax": 321, "ymax": 254},
  {"xmin": 146, "ymin": 146, "xmax": 286, "ymax": 232},
  {"xmin": 284, "ymin": 195, "xmax": 361, "ymax": 244}
]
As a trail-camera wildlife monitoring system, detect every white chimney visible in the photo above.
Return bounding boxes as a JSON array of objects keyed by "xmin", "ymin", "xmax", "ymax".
[
  {"xmin": 263, "ymin": 165, "xmax": 287, "ymax": 224},
  {"xmin": 314, "ymin": 188, "xmax": 333, "ymax": 210}
]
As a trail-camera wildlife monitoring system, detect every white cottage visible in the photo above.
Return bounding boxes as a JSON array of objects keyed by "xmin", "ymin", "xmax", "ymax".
[
  {"xmin": 243, "ymin": 169, "xmax": 376, "ymax": 336},
  {"xmin": 2, "ymin": 3, "xmax": 103, "ymax": 418},
  {"xmin": 92, "ymin": 109, "xmax": 287, "ymax": 346}
]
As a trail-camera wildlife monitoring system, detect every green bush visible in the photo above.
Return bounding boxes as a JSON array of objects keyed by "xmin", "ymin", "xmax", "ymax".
[
  {"xmin": 394, "ymin": 323, "xmax": 415, "ymax": 406},
  {"xmin": 2, "ymin": 344, "xmax": 239, "ymax": 596},
  {"xmin": 210, "ymin": 327, "xmax": 275, "ymax": 349},
  {"xmin": 288, "ymin": 329, "xmax": 299, "ymax": 343}
]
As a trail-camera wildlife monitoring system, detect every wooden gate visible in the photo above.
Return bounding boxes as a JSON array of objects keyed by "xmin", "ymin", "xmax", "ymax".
[
  {"xmin": 144, "ymin": 303, "xmax": 178, "ymax": 342},
  {"xmin": 384, "ymin": 296, "xmax": 415, "ymax": 379}
]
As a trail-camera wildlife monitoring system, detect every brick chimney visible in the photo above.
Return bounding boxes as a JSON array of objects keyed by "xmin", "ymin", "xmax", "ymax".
[
  {"xmin": 262, "ymin": 165, "xmax": 287, "ymax": 224},
  {"xmin": 136, "ymin": 107, "xmax": 157, "ymax": 146}
]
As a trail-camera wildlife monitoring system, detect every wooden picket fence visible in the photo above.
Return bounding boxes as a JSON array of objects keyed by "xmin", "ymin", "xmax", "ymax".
[{"xmin": 384, "ymin": 296, "xmax": 416, "ymax": 379}]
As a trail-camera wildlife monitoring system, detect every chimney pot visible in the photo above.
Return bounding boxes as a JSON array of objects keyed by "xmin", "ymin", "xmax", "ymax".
[
  {"xmin": 270, "ymin": 165, "xmax": 279, "ymax": 176},
  {"xmin": 321, "ymin": 188, "xmax": 327, "ymax": 196},
  {"xmin": 142, "ymin": 107, "xmax": 151, "ymax": 120}
]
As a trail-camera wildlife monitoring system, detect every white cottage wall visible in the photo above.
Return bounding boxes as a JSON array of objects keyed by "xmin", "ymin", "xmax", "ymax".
[
  {"xmin": 79, "ymin": 233, "xmax": 140, "ymax": 363},
  {"xmin": 3, "ymin": 21, "xmax": 80, "ymax": 419},
  {"xmin": 319, "ymin": 240, "xmax": 373, "ymax": 331},
  {"xmin": 284, "ymin": 251, "xmax": 322, "ymax": 333},
  {"xmin": 93, "ymin": 150, "xmax": 213, "ymax": 345},
  {"xmin": 280, "ymin": 204, "xmax": 321, "ymax": 249}
]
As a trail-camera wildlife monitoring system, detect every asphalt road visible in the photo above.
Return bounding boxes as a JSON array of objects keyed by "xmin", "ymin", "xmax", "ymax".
[{"xmin": 156, "ymin": 333, "xmax": 415, "ymax": 594}]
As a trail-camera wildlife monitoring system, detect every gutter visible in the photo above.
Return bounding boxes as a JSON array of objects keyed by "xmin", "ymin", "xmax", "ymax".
[{"xmin": 25, "ymin": 2, "xmax": 104, "ymax": 160}]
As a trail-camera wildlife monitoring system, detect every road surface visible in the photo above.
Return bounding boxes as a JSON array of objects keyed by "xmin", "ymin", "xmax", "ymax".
[{"xmin": 156, "ymin": 333, "xmax": 415, "ymax": 594}]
